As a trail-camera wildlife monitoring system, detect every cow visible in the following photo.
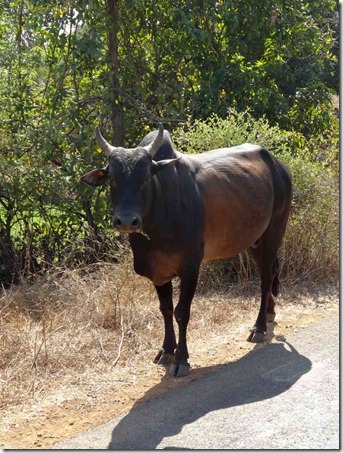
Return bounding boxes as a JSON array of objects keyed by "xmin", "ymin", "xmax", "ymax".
[{"xmin": 81, "ymin": 123, "xmax": 292, "ymax": 377}]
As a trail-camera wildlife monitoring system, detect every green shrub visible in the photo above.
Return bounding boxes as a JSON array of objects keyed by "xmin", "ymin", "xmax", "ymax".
[
  {"xmin": 172, "ymin": 110, "xmax": 305, "ymax": 157},
  {"xmin": 280, "ymin": 152, "xmax": 338, "ymax": 283}
]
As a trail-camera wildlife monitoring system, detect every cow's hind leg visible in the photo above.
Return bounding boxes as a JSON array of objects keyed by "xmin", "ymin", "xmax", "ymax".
[
  {"xmin": 154, "ymin": 281, "xmax": 176, "ymax": 365},
  {"xmin": 267, "ymin": 257, "xmax": 280, "ymax": 322},
  {"xmin": 246, "ymin": 255, "xmax": 275, "ymax": 343},
  {"xmin": 247, "ymin": 219, "xmax": 286, "ymax": 343}
]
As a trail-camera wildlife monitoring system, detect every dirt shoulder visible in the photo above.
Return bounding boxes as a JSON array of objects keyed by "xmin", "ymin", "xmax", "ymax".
[{"xmin": 0, "ymin": 284, "xmax": 338, "ymax": 449}]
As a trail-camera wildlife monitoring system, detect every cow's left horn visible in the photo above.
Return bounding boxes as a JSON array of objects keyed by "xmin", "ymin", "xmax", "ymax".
[
  {"xmin": 95, "ymin": 127, "xmax": 114, "ymax": 158},
  {"xmin": 146, "ymin": 123, "xmax": 164, "ymax": 158}
]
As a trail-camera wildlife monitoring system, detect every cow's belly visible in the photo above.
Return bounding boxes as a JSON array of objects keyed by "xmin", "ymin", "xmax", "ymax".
[
  {"xmin": 202, "ymin": 201, "xmax": 272, "ymax": 261},
  {"xmin": 203, "ymin": 219, "xmax": 269, "ymax": 261}
]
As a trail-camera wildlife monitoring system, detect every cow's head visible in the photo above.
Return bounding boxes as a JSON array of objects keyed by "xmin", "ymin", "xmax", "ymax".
[{"xmin": 81, "ymin": 123, "xmax": 180, "ymax": 233}]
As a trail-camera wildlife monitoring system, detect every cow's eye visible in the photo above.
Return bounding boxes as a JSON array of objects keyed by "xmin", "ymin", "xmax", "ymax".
[{"xmin": 109, "ymin": 178, "xmax": 117, "ymax": 188}]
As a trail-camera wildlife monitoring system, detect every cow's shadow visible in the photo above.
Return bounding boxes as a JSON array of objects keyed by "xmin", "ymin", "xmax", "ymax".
[{"xmin": 108, "ymin": 331, "xmax": 311, "ymax": 450}]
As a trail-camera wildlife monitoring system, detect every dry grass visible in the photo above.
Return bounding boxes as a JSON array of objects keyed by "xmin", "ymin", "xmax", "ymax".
[
  {"xmin": 0, "ymin": 245, "xmax": 339, "ymax": 445},
  {"xmin": 0, "ymin": 253, "xmax": 152, "ymax": 408}
]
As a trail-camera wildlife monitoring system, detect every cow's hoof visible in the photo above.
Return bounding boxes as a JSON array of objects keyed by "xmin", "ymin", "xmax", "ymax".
[
  {"xmin": 247, "ymin": 329, "xmax": 266, "ymax": 343},
  {"xmin": 158, "ymin": 353, "xmax": 175, "ymax": 365},
  {"xmin": 169, "ymin": 360, "xmax": 190, "ymax": 378},
  {"xmin": 267, "ymin": 313, "xmax": 276, "ymax": 323},
  {"xmin": 153, "ymin": 349, "xmax": 174, "ymax": 365}
]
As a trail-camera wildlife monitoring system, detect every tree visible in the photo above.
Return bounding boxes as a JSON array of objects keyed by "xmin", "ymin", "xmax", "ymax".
[{"xmin": 106, "ymin": 0, "xmax": 124, "ymax": 145}]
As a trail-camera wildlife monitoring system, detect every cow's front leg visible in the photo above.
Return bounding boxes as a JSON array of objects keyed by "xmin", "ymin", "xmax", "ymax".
[
  {"xmin": 153, "ymin": 281, "xmax": 176, "ymax": 365},
  {"xmin": 169, "ymin": 264, "xmax": 200, "ymax": 378}
]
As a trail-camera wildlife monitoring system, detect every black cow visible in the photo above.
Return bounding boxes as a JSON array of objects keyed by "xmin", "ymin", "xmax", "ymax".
[{"xmin": 81, "ymin": 124, "xmax": 292, "ymax": 377}]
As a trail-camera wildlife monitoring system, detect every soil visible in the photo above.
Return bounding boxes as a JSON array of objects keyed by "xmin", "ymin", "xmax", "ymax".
[{"xmin": 0, "ymin": 286, "xmax": 338, "ymax": 449}]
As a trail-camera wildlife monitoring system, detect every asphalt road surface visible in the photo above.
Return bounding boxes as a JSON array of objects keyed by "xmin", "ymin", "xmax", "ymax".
[{"xmin": 54, "ymin": 314, "xmax": 339, "ymax": 450}]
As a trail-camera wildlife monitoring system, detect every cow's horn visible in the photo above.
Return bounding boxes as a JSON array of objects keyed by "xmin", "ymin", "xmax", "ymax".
[
  {"xmin": 146, "ymin": 123, "xmax": 164, "ymax": 158},
  {"xmin": 95, "ymin": 127, "xmax": 113, "ymax": 158}
]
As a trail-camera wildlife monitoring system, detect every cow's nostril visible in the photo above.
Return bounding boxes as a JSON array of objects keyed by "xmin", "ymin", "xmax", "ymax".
[
  {"xmin": 113, "ymin": 214, "xmax": 141, "ymax": 231},
  {"xmin": 114, "ymin": 217, "xmax": 122, "ymax": 227}
]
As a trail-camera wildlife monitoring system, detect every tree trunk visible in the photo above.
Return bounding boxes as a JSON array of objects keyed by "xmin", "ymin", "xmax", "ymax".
[{"xmin": 106, "ymin": 0, "xmax": 124, "ymax": 146}]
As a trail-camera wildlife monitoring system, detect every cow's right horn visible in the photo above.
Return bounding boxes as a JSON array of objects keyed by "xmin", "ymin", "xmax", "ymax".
[
  {"xmin": 145, "ymin": 123, "xmax": 164, "ymax": 158},
  {"xmin": 95, "ymin": 127, "xmax": 114, "ymax": 158}
]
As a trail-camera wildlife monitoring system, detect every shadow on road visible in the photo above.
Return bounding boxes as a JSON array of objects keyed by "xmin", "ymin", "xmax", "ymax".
[{"xmin": 108, "ymin": 339, "xmax": 311, "ymax": 449}]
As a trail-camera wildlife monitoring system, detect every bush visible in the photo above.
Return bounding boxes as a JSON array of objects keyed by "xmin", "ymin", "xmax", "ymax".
[
  {"xmin": 280, "ymin": 152, "xmax": 338, "ymax": 282},
  {"xmin": 173, "ymin": 109, "xmax": 305, "ymax": 156}
]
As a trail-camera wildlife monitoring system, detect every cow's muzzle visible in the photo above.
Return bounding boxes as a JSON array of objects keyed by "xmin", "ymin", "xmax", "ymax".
[{"xmin": 113, "ymin": 212, "xmax": 142, "ymax": 233}]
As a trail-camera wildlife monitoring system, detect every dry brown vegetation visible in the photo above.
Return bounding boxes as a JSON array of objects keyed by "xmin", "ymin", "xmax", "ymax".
[{"xmin": 0, "ymin": 237, "xmax": 339, "ymax": 449}]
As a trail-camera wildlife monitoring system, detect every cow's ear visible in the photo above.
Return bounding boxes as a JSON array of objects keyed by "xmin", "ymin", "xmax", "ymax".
[
  {"xmin": 80, "ymin": 168, "xmax": 108, "ymax": 186},
  {"xmin": 151, "ymin": 157, "xmax": 181, "ymax": 176}
]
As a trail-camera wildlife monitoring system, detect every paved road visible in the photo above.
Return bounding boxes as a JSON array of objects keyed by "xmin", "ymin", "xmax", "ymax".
[{"xmin": 55, "ymin": 315, "xmax": 339, "ymax": 449}]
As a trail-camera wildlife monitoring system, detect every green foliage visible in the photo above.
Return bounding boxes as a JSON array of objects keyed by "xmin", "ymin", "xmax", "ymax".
[
  {"xmin": 173, "ymin": 110, "xmax": 339, "ymax": 171},
  {"xmin": 172, "ymin": 110, "xmax": 305, "ymax": 156},
  {"xmin": 117, "ymin": 0, "xmax": 338, "ymax": 137},
  {"xmin": 280, "ymin": 152, "xmax": 338, "ymax": 281}
]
